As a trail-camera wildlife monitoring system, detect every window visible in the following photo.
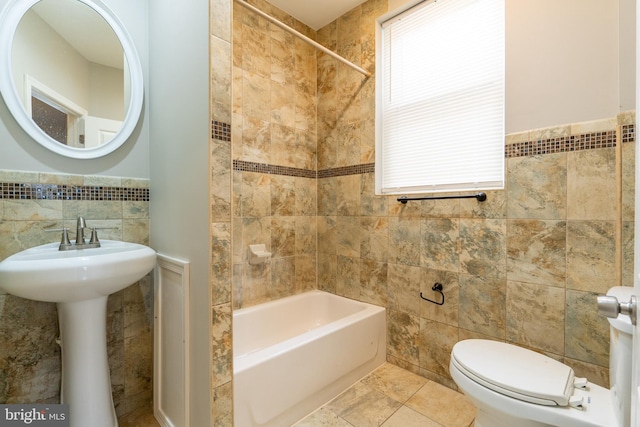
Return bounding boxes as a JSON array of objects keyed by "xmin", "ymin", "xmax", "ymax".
[
  {"xmin": 376, "ymin": 0, "xmax": 505, "ymax": 195},
  {"xmin": 23, "ymin": 76, "xmax": 89, "ymax": 147},
  {"xmin": 31, "ymin": 95, "xmax": 69, "ymax": 145}
]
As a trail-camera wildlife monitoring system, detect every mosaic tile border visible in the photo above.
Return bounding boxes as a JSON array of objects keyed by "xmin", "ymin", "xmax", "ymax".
[
  {"xmin": 233, "ymin": 160, "xmax": 375, "ymax": 179},
  {"xmin": 233, "ymin": 160, "xmax": 316, "ymax": 178},
  {"xmin": 505, "ymin": 125, "xmax": 634, "ymax": 158},
  {"xmin": 212, "ymin": 120, "xmax": 232, "ymax": 142},
  {"xmin": 225, "ymin": 122, "xmax": 636, "ymax": 179},
  {"xmin": 317, "ymin": 163, "xmax": 375, "ymax": 178},
  {"xmin": 0, "ymin": 183, "xmax": 150, "ymax": 201},
  {"xmin": 622, "ymin": 123, "xmax": 636, "ymax": 143}
]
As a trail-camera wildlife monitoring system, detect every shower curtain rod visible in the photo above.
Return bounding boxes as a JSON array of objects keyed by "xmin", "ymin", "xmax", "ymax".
[{"xmin": 233, "ymin": 0, "xmax": 372, "ymax": 78}]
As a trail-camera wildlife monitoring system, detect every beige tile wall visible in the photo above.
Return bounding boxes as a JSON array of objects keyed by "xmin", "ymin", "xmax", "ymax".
[
  {"xmin": 316, "ymin": 135, "xmax": 632, "ymax": 390},
  {"xmin": 223, "ymin": 0, "xmax": 635, "ymax": 422},
  {"xmin": 211, "ymin": 0, "xmax": 234, "ymax": 423},
  {"xmin": 0, "ymin": 170, "xmax": 152, "ymax": 417},
  {"xmin": 231, "ymin": 0, "xmax": 318, "ymax": 310},
  {"xmin": 314, "ymin": 0, "xmax": 633, "ymax": 390}
]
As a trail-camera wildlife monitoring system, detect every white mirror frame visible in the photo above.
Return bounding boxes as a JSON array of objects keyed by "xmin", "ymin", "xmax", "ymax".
[{"xmin": 0, "ymin": 0, "xmax": 143, "ymax": 159}]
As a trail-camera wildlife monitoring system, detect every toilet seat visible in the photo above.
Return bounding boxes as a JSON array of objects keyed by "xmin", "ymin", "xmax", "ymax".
[{"xmin": 451, "ymin": 339, "xmax": 575, "ymax": 406}]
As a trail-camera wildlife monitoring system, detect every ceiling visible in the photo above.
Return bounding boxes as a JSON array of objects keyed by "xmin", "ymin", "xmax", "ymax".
[
  {"xmin": 265, "ymin": 0, "xmax": 369, "ymax": 30},
  {"xmin": 33, "ymin": 0, "xmax": 369, "ymax": 67},
  {"xmin": 32, "ymin": 0, "xmax": 123, "ymax": 70}
]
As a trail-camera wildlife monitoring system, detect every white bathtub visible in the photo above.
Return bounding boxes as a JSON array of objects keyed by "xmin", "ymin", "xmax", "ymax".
[{"xmin": 233, "ymin": 290, "xmax": 386, "ymax": 427}]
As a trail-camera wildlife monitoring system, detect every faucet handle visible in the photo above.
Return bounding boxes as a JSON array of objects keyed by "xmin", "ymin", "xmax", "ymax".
[
  {"xmin": 88, "ymin": 227, "xmax": 100, "ymax": 245},
  {"xmin": 86, "ymin": 226, "xmax": 113, "ymax": 247},
  {"xmin": 61, "ymin": 228, "xmax": 71, "ymax": 245},
  {"xmin": 47, "ymin": 228, "xmax": 73, "ymax": 250}
]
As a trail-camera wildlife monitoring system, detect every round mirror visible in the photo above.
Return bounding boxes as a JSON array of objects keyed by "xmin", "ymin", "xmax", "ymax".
[{"xmin": 0, "ymin": 0, "xmax": 143, "ymax": 159}]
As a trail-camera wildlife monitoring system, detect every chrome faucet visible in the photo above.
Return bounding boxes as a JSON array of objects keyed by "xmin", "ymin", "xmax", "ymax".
[
  {"xmin": 76, "ymin": 216, "xmax": 87, "ymax": 245},
  {"xmin": 53, "ymin": 216, "xmax": 103, "ymax": 251}
]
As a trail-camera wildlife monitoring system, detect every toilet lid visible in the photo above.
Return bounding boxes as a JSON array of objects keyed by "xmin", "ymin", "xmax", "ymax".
[{"xmin": 451, "ymin": 339, "xmax": 575, "ymax": 406}]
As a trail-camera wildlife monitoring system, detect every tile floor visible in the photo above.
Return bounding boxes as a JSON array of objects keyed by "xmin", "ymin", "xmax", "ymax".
[
  {"xmin": 118, "ymin": 363, "xmax": 476, "ymax": 427},
  {"xmin": 295, "ymin": 363, "xmax": 476, "ymax": 427}
]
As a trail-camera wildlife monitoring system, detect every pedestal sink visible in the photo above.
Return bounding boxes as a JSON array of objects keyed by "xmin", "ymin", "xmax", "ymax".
[{"xmin": 0, "ymin": 240, "xmax": 156, "ymax": 427}]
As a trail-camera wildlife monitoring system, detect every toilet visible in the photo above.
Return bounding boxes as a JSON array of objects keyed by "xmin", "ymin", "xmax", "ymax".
[{"xmin": 450, "ymin": 286, "xmax": 634, "ymax": 427}]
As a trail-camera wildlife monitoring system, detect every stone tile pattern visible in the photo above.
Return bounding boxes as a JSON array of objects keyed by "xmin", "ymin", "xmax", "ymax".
[
  {"xmin": 231, "ymin": 0, "xmax": 319, "ymax": 310},
  {"xmin": 295, "ymin": 363, "xmax": 475, "ymax": 427},
  {"xmin": 317, "ymin": 121, "xmax": 633, "ymax": 393},
  {"xmin": 211, "ymin": 0, "xmax": 234, "ymax": 424},
  {"xmin": 0, "ymin": 170, "xmax": 152, "ymax": 419},
  {"xmin": 314, "ymin": 117, "xmax": 634, "ymax": 390},
  {"xmin": 310, "ymin": 0, "xmax": 633, "ymax": 391},
  {"xmin": 116, "ymin": 363, "xmax": 476, "ymax": 427},
  {"xmin": 225, "ymin": 0, "xmax": 636, "ymax": 421},
  {"xmin": 229, "ymin": 125, "xmax": 635, "ymax": 180}
]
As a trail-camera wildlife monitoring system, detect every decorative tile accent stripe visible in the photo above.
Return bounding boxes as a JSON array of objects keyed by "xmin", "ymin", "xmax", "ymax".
[
  {"xmin": 233, "ymin": 125, "xmax": 636, "ymax": 177},
  {"xmin": 233, "ymin": 160, "xmax": 316, "ymax": 178},
  {"xmin": 505, "ymin": 126, "xmax": 635, "ymax": 158},
  {"xmin": 0, "ymin": 183, "xmax": 150, "ymax": 201},
  {"xmin": 622, "ymin": 123, "xmax": 636, "ymax": 144},
  {"xmin": 317, "ymin": 163, "xmax": 375, "ymax": 178},
  {"xmin": 233, "ymin": 160, "xmax": 376, "ymax": 179},
  {"xmin": 212, "ymin": 120, "xmax": 232, "ymax": 142}
]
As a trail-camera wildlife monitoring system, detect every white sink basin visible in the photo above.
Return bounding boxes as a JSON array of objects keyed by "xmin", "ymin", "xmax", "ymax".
[
  {"xmin": 0, "ymin": 239, "xmax": 156, "ymax": 427},
  {"xmin": 0, "ymin": 239, "xmax": 156, "ymax": 303}
]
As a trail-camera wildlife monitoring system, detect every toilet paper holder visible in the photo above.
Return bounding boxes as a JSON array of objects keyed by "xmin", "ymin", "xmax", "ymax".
[
  {"xmin": 249, "ymin": 244, "xmax": 272, "ymax": 265},
  {"xmin": 420, "ymin": 282, "xmax": 445, "ymax": 306}
]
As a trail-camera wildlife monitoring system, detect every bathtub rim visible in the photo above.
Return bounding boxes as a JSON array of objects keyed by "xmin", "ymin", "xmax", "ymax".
[
  {"xmin": 232, "ymin": 289, "xmax": 379, "ymax": 319},
  {"xmin": 233, "ymin": 290, "xmax": 386, "ymax": 373}
]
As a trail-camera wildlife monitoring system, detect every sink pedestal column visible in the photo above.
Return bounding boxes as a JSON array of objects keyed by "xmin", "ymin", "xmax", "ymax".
[{"xmin": 58, "ymin": 296, "xmax": 117, "ymax": 427}]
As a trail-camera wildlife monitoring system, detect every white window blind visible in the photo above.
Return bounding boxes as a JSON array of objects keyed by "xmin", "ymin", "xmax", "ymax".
[{"xmin": 376, "ymin": 0, "xmax": 505, "ymax": 195}]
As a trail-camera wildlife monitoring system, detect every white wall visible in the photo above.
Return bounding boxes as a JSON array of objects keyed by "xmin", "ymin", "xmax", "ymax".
[
  {"xmin": 388, "ymin": 0, "xmax": 634, "ymax": 133},
  {"xmin": 619, "ymin": 0, "xmax": 636, "ymax": 112},
  {"xmin": 0, "ymin": 0, "xmax": 149, "ymax": 178},
  {"xmin": 89, "ymin": 63, "xmax": 124, "ymax": 120},
  {"xmin": 12, "ymin": 10, "xmax": 91, "ymax": 111},
  {"xmin": 506, "ymin": 0, "xmax": 621, "ymax": 133},
  {"xmin": 13, "ymin": 13, "xmax": 124, "ymax": 121},
  {"xmin": 148, "ymin": 0, "xmax": 211, "ymax": 425}
]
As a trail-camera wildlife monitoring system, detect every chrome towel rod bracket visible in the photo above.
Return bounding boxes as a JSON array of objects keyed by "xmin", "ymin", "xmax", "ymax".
[{"xmin": 398, "ymin": 192, "xmax": 487, "ymax": 204}]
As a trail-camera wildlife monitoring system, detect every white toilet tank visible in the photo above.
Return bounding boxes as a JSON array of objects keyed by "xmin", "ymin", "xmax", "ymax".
[{"xmin": 606, "ymin": 286, "xmax": 634, "ymax": 427}]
